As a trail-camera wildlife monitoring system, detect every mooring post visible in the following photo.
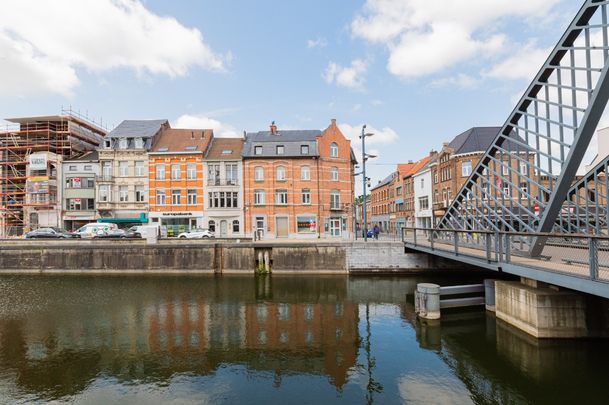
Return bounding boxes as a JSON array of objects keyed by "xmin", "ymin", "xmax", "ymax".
[{"xmin": 415, "ymin": 283, "xmax": 441, "ymax": 320}]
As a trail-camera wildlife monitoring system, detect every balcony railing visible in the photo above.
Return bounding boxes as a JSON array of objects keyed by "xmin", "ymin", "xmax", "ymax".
[
  {"xmin": 207, "ymin": 179, "xmax": 239, "ymax": 186},
  {"xmin": 96, "ymin": 174, "xmax": 113, "ymax": 182}
]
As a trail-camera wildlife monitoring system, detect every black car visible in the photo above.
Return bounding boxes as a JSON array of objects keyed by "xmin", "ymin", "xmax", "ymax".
[
  {"xmin": 93, "ymin": 229, "xmax": 142, "ymax": 239},
  {"xmin": 25, "ymin": 227, "xmax": 80, "ymax": 239}
]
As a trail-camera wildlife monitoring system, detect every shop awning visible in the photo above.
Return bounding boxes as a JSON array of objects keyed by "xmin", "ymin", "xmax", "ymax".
[{"xmin": 97, "ymin": 213, "xmax": 148, "ymax": 224}]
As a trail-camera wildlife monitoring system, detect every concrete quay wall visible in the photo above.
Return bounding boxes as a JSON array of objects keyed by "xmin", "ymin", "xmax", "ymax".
[{"xmin": 0, "ymin": 240, "xmax": 461, "ymax": 274}]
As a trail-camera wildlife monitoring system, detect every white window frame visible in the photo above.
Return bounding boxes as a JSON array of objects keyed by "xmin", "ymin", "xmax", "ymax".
[
  {"xmin": 187, "ymin": 189, "xmax": 196, "ymax": 205},
  {"xmin": 255, "ymin": 166, "xmax": 264, "ymax": 181},
  {"xmin": 156, "ymin": 189, "xmax": 166, "ymax": 205},
  {"xmin": 135, "ymin": 161, "xmax": 144, "ymax": 177},
  {"xmin": 254, "ymin": 189, "xmax": 265, "ymax": 205},
  {"xmin": 331, "ymin": 167, "xmax": 338, "ymax": 181},
  {"xmin": 330, "ymin": 142, "xmax": 338, "ymax": 157},
  {"xmin": 187, "ymin": 163, "xmax": 196, "ymax": 180},
  {"xmin": 119, "ymin": 185, "xmax": 129, "ymax": 202},
  {"xmin": 275, "ymin": 189, "xmax": 288, "ymax": 205},
  {"xmin": 301, "ymin": 165, "xmax": 310, "ymax": 181},
  {"xmin": 276, "ymin": 166, "xmax": 286, "ymax": 181},
  {"xmin": 156, "ymin": 164, "xmax": 165, "ymax": 180},
  {"xmin": 171, "ymin": 164, "xmax": 181, "ymax": 180},
  {"xmin": 301, "ymin": 189, "xmax": 311, "ymax": 205},
  {"xmin": 171, "ymin": 189, "xmax": 181, "ymax": 205},
  {"xmin": 118, "ymin": 161, "xmax": 128, "ymax": 177}
]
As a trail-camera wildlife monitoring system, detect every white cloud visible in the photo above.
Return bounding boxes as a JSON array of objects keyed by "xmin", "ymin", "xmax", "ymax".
[
  {"xmin": 485, "ymin": 42, "xmax": 551, "ymax": 81},
  {"xmin": 338, "ymin": 122, "xmax": 399, "ymax": 161},
  {"xmin": 307, "ymin": 37, "xmax": 328, "ymax": 49},
  {"xmin": 352, "ymin": 0, "xmax": 562, "ymax": 79},
  {"xmin": 0, "ymin": 0, "xmax": 226, "ymax": 97},
  {"xmin": 430, "ymin": 73, "xmax": 479, "ymax": 89},
  {"xmin": 174, "ymin": 114, "xmax": 240, "ymax": 138},
  {"xmin": 323, "ymin": 59, "xmax": 367, "ymax": 90}
]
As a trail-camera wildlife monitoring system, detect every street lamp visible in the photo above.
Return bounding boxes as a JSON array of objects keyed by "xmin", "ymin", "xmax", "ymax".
[{"xmin": 360, "ymin": 125, "xmax": 374, "ymax": 242}]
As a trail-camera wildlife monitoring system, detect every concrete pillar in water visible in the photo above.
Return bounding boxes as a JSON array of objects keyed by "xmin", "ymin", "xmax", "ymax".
[
  {"xmin": 258, "ymin": 251, "xmax": 263, "ymax": 270},
  {"xmin": 484, "ymin": 279, "xmax": 496, "ymax": 312},
  {"xmin": 415, "ymin": 283, "xmax": 440, "ymax": 320},
  {"xmin": 264, "ymin": 250, "xmax": 270, "ymax": 273}
]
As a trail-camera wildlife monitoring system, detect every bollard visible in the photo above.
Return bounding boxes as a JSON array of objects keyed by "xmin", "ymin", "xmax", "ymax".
[
  {"xmin": 484, "ymin": 279, "xmax": 496, "ymax": 312},
  {"xmin": 415, "ymin": 283, "xmax": 441, "ymax": 320}
]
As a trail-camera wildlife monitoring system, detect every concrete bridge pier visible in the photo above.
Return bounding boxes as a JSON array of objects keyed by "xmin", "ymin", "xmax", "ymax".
[{"xmin": 494, "ymin": 278, "xmax": 609, "ymax": 338}]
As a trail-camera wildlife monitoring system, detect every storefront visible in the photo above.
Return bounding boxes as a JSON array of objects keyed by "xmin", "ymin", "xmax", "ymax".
[{"xmin": 148, "ymin": 211, "xmax": 203, "ymax": 237}]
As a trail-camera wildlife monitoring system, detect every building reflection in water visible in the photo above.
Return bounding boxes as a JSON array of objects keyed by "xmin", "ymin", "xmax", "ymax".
[{"xmin": 0, "ymin": 276, "xmax": 359, "ymax": 401}]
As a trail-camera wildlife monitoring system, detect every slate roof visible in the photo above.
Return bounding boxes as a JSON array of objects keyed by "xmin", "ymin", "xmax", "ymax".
[
  {"xmin": 205, "ymin": 138, "xmax": 245, "ymax": 160},
  {"xmin": 150, "ymin": 128, "xmax": 213, "ymax": 154},
  {"xmin": 64, "ymin": 150, "xmax": 99, "ymax": 162},
  {"xmin": 107, "ymin": 119, "xmax": 168, "ymax": 139},
  {"xmin": 448, "ymin": 127, "xmax": 502, "ymax": 155},
  {"xmin": 243, "ymin": 130, "xmax": 321, "ymax": 158},
  {"xmin": 371, "ymin": 172, "xmax": 397, "ymax": 191}
]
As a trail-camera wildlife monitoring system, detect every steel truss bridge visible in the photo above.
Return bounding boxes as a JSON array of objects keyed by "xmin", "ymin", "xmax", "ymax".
[{"xmin": 404, "ymin": 0, "xmax": 609, "ymax": 299}]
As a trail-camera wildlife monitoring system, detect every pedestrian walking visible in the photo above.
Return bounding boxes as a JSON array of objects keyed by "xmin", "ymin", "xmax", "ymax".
[{"xmin": 373, "ymin": 224, "xmax": 380, "ymax": 240}]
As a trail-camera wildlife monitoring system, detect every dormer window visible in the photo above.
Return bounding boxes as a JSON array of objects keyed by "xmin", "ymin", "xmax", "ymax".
[
  {"xmin": 222, "ymin": 150, "xmax": 232, "ymax": 155},
  {"xmin": 276, "ymin": 145, "xmax": 285, "ymax": 155},
  {"xmin": 104, "ymin": 140, "xmax": 111, "ymax": 149},
  {"xmin": 301, "ymin": 145, "xmax": 309, "ymax": 155},
  {"xmin": 254, "ymin": 146, "xmax": 263, "ymax": 155},
  {"xmin": 119, "ymin": 138, "xmax": 128, "ymax": 149},
  {"xmin": 134, "ymin": 138, "xmax": 144, "ymax": 149}
]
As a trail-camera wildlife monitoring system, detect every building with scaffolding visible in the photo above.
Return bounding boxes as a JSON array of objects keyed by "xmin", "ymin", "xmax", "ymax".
[{"xmin": 0, "ymin": 111, "xmax": 107, "ymax": 236}]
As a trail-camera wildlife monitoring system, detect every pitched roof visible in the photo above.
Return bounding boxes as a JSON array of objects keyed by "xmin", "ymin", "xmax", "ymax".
[
  {"xmin": 64, "ymin": 150, "xmax": 99, "ymax": 162},
  {"xmin": 150, "ymin": 128, "xmax": 213, "ymax": 153},
  {"xmin": 205, "ymin": 137, "xmax": 245, "ymax": 160},
  {"xmin": 403, "ymin": 156, "xmax": 431, "ymax": 179},
  {"xmin": 107, "ymin": 119, "xmax": 168, "ymax": 139},
  {"xmin": 243, "ymin": 129, "xmax": 321, "ymax": 157},
  {"xmin": 371, "ymin": 172, "xmax": 397, "ymax": 191},
  {"xmin": 448, "ymin": 127, "xmax": 502, "ymax": 155}
]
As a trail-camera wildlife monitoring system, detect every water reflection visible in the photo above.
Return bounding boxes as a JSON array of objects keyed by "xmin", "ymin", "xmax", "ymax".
[{"xmin": 0, "ymin": 275, "xmax": 607, "ymax": 404}]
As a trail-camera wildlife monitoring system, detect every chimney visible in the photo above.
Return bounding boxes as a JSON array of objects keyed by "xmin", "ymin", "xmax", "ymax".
[
  {"xmin": 408, "ymin": 160, "xmax": 413, "ymax": 164},
  {"xmin": 331, "ymin": 118, "xmax": 336, "ymax": 126},
  {"xmin": 270, "ymin": 121, "xmax": 278, "ymax": 135}
]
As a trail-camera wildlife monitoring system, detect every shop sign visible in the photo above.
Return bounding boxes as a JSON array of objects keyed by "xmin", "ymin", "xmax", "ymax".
[{"xmin": 29, "ymin": 154, "xmax": 47, "ymax": 170}]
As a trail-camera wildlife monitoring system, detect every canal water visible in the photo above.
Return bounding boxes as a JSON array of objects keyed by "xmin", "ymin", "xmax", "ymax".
[{"xmin": 0, "ymin": 275, "xmax": 607, "ymax": 404}]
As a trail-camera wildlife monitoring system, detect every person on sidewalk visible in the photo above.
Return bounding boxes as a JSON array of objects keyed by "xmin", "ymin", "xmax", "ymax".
[{"xmin": 373, "ymin": 224, "xmax": 380, "ymax": 240}]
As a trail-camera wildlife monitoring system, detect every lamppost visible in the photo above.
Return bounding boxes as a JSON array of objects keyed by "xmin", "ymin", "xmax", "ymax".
[{"xmin": 359, "ymin": 126, "xmax": 375, "ymax": 242}]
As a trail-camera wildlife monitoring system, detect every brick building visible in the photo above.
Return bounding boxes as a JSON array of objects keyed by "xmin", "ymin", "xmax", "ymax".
[
  {"xmin": 148, "ymin": 128, "xmax": 213, "ymax": 236},
  {"xmin": 370, "ymin": 172, "xmax": 397, "ymax": 233},
  {"xmin": 401, "ymin": 156, "xmax": 430, "ymax": 229},
  {"xmin": 242, "ymin": 120, "xmax": 356, "ymax": 239}
]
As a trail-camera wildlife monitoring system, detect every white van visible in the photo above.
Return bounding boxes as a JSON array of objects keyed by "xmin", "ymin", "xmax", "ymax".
[
  {"xmin": 75, "ymin": 222, "xmax": 118, "ymax": 238},
  {"xmin": 129, "ymin": 225, "xmax": 160, "ymax": 240}
]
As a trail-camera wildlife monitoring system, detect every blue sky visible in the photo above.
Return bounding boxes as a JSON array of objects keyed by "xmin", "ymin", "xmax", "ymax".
[{"xmin": 0, "ymin": 0, "xmax": 589, "ymax": 193}]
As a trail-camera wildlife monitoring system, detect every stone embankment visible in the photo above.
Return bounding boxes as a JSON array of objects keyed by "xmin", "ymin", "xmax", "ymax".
[{"xmin": 0, "ymin": 240, "xmax": 462, "ymax": 274}]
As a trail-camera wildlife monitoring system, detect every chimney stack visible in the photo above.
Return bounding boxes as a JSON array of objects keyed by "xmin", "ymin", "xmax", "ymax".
[{"xmin": 270, "ymin": 121, "xmax": 278, "ymax": 135}]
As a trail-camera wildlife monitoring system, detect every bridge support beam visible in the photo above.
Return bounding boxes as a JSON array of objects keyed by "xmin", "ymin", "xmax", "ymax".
[{"xmin": 494, "ymin": 280, "xmax": 600, "ymax": 338}]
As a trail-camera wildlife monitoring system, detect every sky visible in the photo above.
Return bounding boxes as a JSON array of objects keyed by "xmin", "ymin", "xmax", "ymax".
[{"xmin": 0, "ymin": 0, "xmax": 597, "ymax": 194}]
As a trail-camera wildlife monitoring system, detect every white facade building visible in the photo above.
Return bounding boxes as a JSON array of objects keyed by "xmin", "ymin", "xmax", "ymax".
[
  {"xmin": 202, "ymin": 138, "xmax": 245, "ymax": 238},
  {"xmin": 413, "ymin": 161, "xmax": 433, "ymax": 229}
]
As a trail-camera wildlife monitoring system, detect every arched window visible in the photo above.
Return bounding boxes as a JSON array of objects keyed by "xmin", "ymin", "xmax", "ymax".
[
  {"xmin": 276, "ymin": 166, "xmax": 286, "ymax": 181},
  {"xmin": 232, "ymin": 220, "xmax": 240, "ymax": 233},
  {"xmin": 208, "ymin": 220, "xmax": 216, "ymax": 232},
  {"xmin": 300, "ymin": 165, "xmax": 310, "ymax": 180},
  {"xmin": 330, "ymin": 142, "xmax": 338, "ymax": 157},
  {"xmin": 331, "ymin": 167, "xmax": 338, "ymax": 181},
  {"xmin": 255, "ymin": 166, "xmax": 264, "ymax": 181}
]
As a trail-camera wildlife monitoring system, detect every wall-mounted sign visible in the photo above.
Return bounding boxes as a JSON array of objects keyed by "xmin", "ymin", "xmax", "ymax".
[
  {"xmin": 29, "ymin": 154, "xmax": 47, "ymax": 170},
  {"xmin": 161, "ymin": 212, "xmax": 194, "ymax": 217},
  {"xmin": 26, "ymin": 177, "xmax": 49, "ymax": 194}
]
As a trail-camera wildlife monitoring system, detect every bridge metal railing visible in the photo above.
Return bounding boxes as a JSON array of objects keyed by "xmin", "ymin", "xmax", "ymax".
[{"xmin": 402, "ymin": 227, "xmax": 609, "ymax": 283}]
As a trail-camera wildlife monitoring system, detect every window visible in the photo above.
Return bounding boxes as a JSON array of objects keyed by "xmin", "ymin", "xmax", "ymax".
[
  {"xmin": 119, "ymin": 185, "xmax": 128, "ymax": 202},
  {"xmin": 208, "ymin": 191, "xmax": 238, "ymax": 208},
  {"xmin": 187, "ymin": 189, "xmax": 196, "ymax": 205},
  {"xmin": 276, "ymin": 166, "xmax": 286, "ymax": 181},
  {"xmin": 420, "ymin": 178, "xmax": 425, "ymax": 189},
  {"xmin": 331, "ymin": 167, "xmax": 338, "ymax": 181},
  {"xmin": 419, "ymin": 196, "xmax": 429, "ymax": 210},
  {"xmin": 502, "ymin": 164, "xmax": 509, "ymax": 176},
  {"xmin": 254, "ymin": 189, "xmax": 265, "ymax": 205},
  {"xmin": 119, "ymin": 161, "xmax": 128, "ymax": 177},
  {"xmin": 119, "ymin": 138, "xmax": 128, "ymax": 149},
  {"xmin": 276, "ymin": 145, "xmax": 285, "ymax": 155},
  {"xmin": 255, "ymin": 166, "xmax": 264, "ymax": 181},
  {"xmin": 297, "ymin": 216, "xmax": 317, "ymax": 233},
  {"xmin": 68, "ymin": 165, "xmax": 76, "ymax": 171},
  {"xmin": 84, "ymin": 165, "xmax": 92, "ymax": 171},
  {"xmin": 434, "ymin": 172, "xmax": 438, "ymax": 184},
  {"xmin": 187, "ymin": 163, "xmax": 196, "ymax": 180},
  {"xmin": 208, "ymin": 220, "xmax": 216, "ymax": 232},
  {"xmin": 156, "ymin": 189, "xmax": 166, "ymax": 205},
  {"xmin": 330, "ymin": 190, "xmax": 340, "ymax": 209},
  {"xmin": 68, "ymin": 198, "xmax": 81, "ymax": 210},
  {"xmin": 254, "ymin": 146, "xmax": 263, "ymax": 155},
  {"xmin": 520, "ymin": 182, "xmax": 528, "ymax": 195},
  {"xmin": 301, "ymin": 145, "xmax": 309, "ymax": 155},
  {"xmin": 275, "ymin": 189, "xmax": 288, "ymax": 205},
  {"xmin": 520, "ymin": 162, "xmax": 528, "ymax": 175},
  {"xmin": 226, "ymin": 164, "xmax": 238, "ymax": 185},
  {"xmin": 86, "ymin": 178, "xmax": 94, "ymax": 188},
  {"xmin": 86, "ymin": 199, "xmax": 95, "ymax": 210},
  {"xmin": 102, "ymin": 162, "xmax": 112, "ymax": 179},
  {"xmin": 134, "ymin": 138, "xmax": 144, "ymax": 149},
  {"xmin": 135, "ymin": 185, "xmax": 145, "ymax": 202},
  {"xmin": 330, "ymin": 142, "xmax": 338, "ymax": 157},
  {"xmin": 99, "ymin": 185, "xmax": 110, "ymax": 202},
  {"xmin": 66, "ymin": 177, "xmax": 82, "ymax": 188},
  {"xmin": 462, "ymin": 161, "xmax": 472, "ymax": 177},
  {"xmin": 301, "ymin": 188, "xmax": 311, "ymax": 205},
  {"xmin": 172, "ymin": 189, "xmax": 181, "ymax": 205},
  {"xmin": 171, "ymin": 164, "xmax": 181, "ymax": 180},
  {"xmin": 301, "ymin": 165, "xmax": 310, "ymax": 180},
  {"xmin": 135, "ymin": 161, "xmax": 144, "ymax": 176},
  {"xmin": 396, "ymin": 186, "xmax": 402, "ymax": 196},
  {"xmin": 156, "ymin": 164, "xmax": 165, "ymax": 180},
  {"xmin": 232, "ymin": 220, "xmax": 240, "ymax": 233}
]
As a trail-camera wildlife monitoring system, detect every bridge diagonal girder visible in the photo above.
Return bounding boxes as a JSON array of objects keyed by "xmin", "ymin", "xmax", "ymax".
[{"xmin": 437, "ymin": 0, "xmax": 609, "ymax": 257}]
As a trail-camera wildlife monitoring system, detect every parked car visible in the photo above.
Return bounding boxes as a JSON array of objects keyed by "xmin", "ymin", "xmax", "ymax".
[
  {"xmin": 93, "ymin": 229, "xmax": 142, "ymax": 239},
  {"xmin": 25, "ymin": 227, "xmax": 80, "ymax": 239},
  {"xmin": 177, "ymin": 228, "xmax": 215, "ymax": 239},
  {"xmin": 74, "ymin": 223, "xmax": 118, "ymax": 238}
]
